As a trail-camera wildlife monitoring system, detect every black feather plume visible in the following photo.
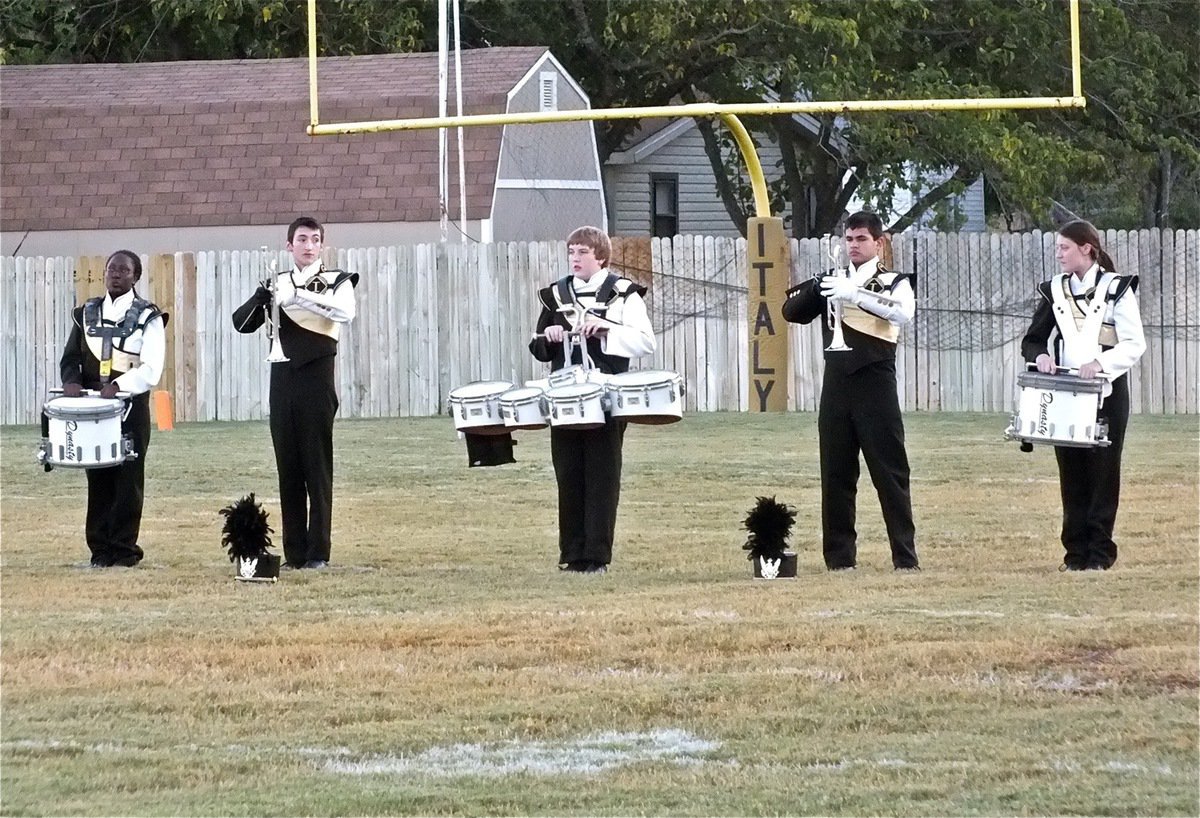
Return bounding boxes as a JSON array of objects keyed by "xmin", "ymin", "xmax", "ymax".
[
  {"xmin": 741, "ymin": 496, "xmax": 797, "ymax": 560},
  {"xmin": 218, "ymin": 493, "xmax": 274, "ymax": 562}
]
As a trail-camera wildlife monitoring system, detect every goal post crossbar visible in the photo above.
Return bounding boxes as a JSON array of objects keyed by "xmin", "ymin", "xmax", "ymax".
[{"xmin": 304, "ymin": 0, "xmax": 1084, "ymax": 219}]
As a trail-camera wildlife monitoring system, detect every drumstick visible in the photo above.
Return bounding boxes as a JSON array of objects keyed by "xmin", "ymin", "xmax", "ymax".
[{"xmin": 531, "ymin": 330, "xmax": 586, "ymax": 339}]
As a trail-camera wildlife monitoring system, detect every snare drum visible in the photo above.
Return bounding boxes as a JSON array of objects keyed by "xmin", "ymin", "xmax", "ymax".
[
  {"xmin": 1004, "ymin": 371, "xmax": 1110, "ymax": 448},
  {"xmin": 544, "ymin": 382, "xmax": 608, "ymax": 430},
  {"xmin": 499, "ymin": 386, "xmax": 548, "ymax": 430},
  {"xmin": 606, "ymin": 370, "xmax": 684, "ymax": 424},
  {"xmin": 42, "ymin": 395, "xmax": 132, "ymax": 468},
  {"xmin": 448, "ymin": 380, "xmax": 513, "ymax": 435}
]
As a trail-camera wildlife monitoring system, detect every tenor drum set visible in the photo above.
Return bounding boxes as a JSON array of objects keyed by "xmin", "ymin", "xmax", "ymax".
[
  {"xmin": 37, "ymin": 389, "xmax": 138, "ymax": 470},
  {"xmin": 448, "ymin": 333, "xmax": 684, "ymax": 437},
  {"xmin": 1003, "ymin": 367, "xmax": 1110, "ymax": 449}
]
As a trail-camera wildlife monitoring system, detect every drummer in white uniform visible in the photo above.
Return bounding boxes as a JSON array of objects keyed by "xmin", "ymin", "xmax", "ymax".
[
  {"xmin": 529, "ymin": 226, "xmax": 655, "ymax": 574},
  {"xmin": 1020, "ymin": 220, "xmax": 1145, "ymax": 571},
  {"xmin": 59, "ymin": 250, "xmax": 168, "ymax": 568}
]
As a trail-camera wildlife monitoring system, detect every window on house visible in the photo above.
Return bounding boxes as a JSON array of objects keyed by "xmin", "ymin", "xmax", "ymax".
[
  {"xmin": 539, "ymin": 72, "xmax": 557, "ymax": 112},
  {"xmin": 651, "ymin": 174, "xmax": 679, "ymax": 238}
]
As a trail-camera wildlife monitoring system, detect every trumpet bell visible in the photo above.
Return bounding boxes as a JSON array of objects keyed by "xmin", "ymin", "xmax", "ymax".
[{"xmin": 266, "ymin": 338, "xmax": 289, "ymax": 363}]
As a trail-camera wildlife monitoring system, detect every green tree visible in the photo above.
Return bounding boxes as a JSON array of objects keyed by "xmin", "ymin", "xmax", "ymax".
[{"xmin": 0, "ymin": 0, "xmax": 428, "ymax": 63}]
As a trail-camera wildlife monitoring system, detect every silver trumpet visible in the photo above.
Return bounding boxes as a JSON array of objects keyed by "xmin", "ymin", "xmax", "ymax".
[
  {"xmin": 825, "ymin": 241, "xmax": 851, "ymax": 352},
  {"xmin": 262, "ymin": 246, "xmax": 289, "ymax": 363}
]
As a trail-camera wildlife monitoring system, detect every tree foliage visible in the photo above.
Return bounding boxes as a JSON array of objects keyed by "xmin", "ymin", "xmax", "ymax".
[
  {"xmin": 0, "ymin": 0, "xmax": 429, "ymax": 62},
  {"xmin": 1, "ymin": 0, "xmax": 1195, "ymax": 233}
]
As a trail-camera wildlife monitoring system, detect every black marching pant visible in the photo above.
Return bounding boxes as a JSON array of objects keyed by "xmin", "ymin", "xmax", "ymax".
[
  {"xmin": 818, "ymin": 361, "xmax": 918, "ymax": 569},
  {"xmin": 1054, "ymin": 375, "xmax": 1130, "ymax": 569},
  {"xmin": 85, "ymin": 393, "xmax": 150, "ymax": 566},
  {"xmin": 270, "ymin": 357, "xmax": 338, "ymax": 566},
  {"xmin": 550, "ymin": 416, "xmax": 626, "ymax": 566}
]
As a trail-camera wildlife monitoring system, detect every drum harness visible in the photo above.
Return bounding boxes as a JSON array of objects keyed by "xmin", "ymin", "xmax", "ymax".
[
  {"xmin": 1049, "ymin": 272, "xmax": 1120, "ymax": 366},
  {"xmin": 549, "ymin": 274, "xmax": 628, "ymax": 376},
  {"xmin": 82, "ymin": 295, "xmax": 158, "ymax": 389},
  {"xmin": 81, "ymin": 296, "xmax": 158, "ymax": 423}
]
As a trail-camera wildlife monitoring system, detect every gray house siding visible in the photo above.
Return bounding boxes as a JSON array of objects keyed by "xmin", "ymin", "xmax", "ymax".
[
  {"xmin": 605, "ymin": 118, "xmax": 986, "ymax": 237},
  {"xmin": 606, "ymin": 125, "xmax": 743, "ymax": 237},
  {"xmin": 605, "ymin": 124, "xmax": 795, "ymax": 237}
]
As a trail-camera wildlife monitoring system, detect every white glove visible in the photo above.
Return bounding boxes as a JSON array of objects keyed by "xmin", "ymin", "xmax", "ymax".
[{"xmin": 819, "ymin": 274, "xmax": 858, "ymax": 303}]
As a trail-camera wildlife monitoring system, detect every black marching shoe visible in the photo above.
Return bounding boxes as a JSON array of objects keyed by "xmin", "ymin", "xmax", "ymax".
[
  {"xmin": 582, "ymin": 562, "xmax": 608, "ymax": 574},
  {"xmin": 302, "ymin": 559, "xmax": 329, "ymax": 570}
]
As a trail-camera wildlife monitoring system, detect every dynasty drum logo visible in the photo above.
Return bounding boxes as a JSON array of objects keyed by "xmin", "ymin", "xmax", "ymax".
[
  {"xmin": 1037, "ymin": 391, "xmax": 1054, "ymax": 435},
  {"xmin": 63, "ymin": 420, "xmax": 79, "ymax": 460}
]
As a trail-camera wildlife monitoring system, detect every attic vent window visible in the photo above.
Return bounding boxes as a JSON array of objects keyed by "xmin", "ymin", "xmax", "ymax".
[{"xmin": 539, "ymin": 72, "xmax": 558, "ymax": 112}]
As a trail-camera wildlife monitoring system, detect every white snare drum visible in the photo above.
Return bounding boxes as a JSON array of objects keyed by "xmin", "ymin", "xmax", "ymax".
[
  {"xmin": 606, "ymin": 370, "xmax": 684, "ymax": 424},
  {"xmin": 545, "ymin": 383, "xmax": 608, "ymax": 430},
  {"xmin": 1004, "ymin": 371, "xmax": 1110, "ymax": 448},
  {"xmin": 499, "ymin": 386, "xmax": 548, "ymax": 430},
  {"xmin": 42, "ymin": 395, "xmax": 132, "ymax": 468},
  {"xmin": 448, "ymin": 380, "xmax": 513, "ymax": 435}
]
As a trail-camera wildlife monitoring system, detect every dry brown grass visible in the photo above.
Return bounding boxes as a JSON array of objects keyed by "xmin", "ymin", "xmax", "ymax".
[{"xmin": 1, "ymin": 411, "xmax": 1197, "ymax": 816}]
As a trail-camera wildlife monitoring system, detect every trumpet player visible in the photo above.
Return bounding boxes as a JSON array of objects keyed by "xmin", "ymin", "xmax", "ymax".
[
  {"xmin": 232, "ymin": 216, "xmax": 358, "ymax": 571},
  {"xmin": 782, "ymin": 211, "xmax": 919, "ymax": 572}
]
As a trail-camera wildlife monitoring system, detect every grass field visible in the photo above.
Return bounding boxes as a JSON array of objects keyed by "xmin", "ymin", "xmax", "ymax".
[{"xmin": 1, "ymin": 411, "xmax": 1197, "ymax": 816}]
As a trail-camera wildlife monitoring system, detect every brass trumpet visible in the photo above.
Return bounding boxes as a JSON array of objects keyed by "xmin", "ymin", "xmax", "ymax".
[{"xmin": 262, "ymin": 246, "xmax": 289, "ymax": 363}]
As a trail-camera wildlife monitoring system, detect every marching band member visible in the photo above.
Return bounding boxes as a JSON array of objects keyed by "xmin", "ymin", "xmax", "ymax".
[
  {"xmin": 1021, "ymin": 219, "xmax": 1145, "ymax": 571},
  {"xmin": 232, "ymin": 217, "xmax": 358, "ymax": 570},
  {"xmin": 60, "ymin": 250, "xmax": 168, "ymax": 567},
  {"xmin": 782, "ymin": 211, "xmax": 919, "ymax": 572},
  {"xmin": 529, "ymin": 226, "xmax": 655, "ymax": 574}
]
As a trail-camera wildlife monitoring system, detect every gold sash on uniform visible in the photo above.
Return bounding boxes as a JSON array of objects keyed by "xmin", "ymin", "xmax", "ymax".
[
  {"xmin": 841, "ymin": 305, "xmax": 899, "ymax": 343},
  {"xmin": 280, "ymin": 271, "xmax": 342, "ymax": 341}
]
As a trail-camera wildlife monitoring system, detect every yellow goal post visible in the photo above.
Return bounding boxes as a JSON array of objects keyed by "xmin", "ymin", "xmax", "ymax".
[{"xmin": 303, "ymin": 0, "xmax": 1086, "ymax": 412}]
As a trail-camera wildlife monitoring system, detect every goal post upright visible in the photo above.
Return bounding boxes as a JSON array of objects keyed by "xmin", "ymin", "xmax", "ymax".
[{"xmin": 303, "ymin": 0, "xmax": 1086, "ymax": 412}]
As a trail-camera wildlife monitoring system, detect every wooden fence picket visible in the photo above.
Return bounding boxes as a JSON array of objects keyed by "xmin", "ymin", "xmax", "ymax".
[{"xmin": 2, "ymin": 229, "xmax": 1196, "ymax": 425}]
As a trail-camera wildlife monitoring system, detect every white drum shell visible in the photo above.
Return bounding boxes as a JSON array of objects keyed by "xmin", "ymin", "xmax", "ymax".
[
  {"xmin": 545, "ymin": 383, "xmax": 608, "ymax": 430},
  {"xmin": 448, "ymin": 380, "xmax": 513, "ymax": 434},
  {"xmin": 1009, "ymin": 371, "xmax": 1108, "ymax": 447},
  {"xmin": 606, "ymin": 370, "xmax": 683, "ymax": 424},
  {"xmin": 43, "ymin": 396, "xmax": 127, "ymax": 467},
  {"xmin": 499, "ymin": 387, "xmax": 547, "ymax": 430}
]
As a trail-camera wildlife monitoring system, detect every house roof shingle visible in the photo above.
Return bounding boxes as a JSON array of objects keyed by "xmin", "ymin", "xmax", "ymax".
[{"xmin": 1, "ymin": 48, "xmax": 552, "ymax": 232}]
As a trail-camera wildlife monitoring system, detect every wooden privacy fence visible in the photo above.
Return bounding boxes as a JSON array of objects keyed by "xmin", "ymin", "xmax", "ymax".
[{"xmin": 2, "ymin": 229, "xmax": 1196, "ymax": 425}]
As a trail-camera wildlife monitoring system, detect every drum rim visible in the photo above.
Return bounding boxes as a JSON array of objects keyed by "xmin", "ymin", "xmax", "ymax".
[
  {"xmin": 448, "ymin": 380, "xmax": 514, "ymax": 399},
  {"xmin": 499, "ymin": 386, "xmax": 545, "ymax": 402},
  {"xmin": 545, "ymin": 383, "xmax": 604, "ymax": 398},
  {"xmin": 44, "ymin": 399, "xmax": 125, "ymax": 418},
  {"xmin": 1015, "ymin": 371, "xmax": 1106, "ymax": 393},
  {"xmin": 609, "ymin": 370, "xmax": 681, "ymax": 386}
]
